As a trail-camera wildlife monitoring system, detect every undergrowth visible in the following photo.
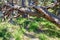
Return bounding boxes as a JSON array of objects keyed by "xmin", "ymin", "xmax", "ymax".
[{"xmin": 0, "ymin": 17, "xmax": 60, "ymax": 40}]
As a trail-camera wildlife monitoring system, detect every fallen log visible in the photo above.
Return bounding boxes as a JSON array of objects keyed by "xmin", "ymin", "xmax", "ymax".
[
  {"xmin": 2, "ymin": 4, "xmax": 60, "ymax": 27},
  {"xmin": 3, "ymin": 7, "xmax": 41, "ymax": 18},
  {"xmin": 33, "ymin": 6, "xmax": 60, "ymax": 27}
]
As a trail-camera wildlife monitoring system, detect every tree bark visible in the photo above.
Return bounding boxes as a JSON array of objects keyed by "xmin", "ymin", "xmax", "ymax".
[
  {"xmin": 2, "ymin": 4, "xmax": 60, "ymax": 27},
  {"xmin": 33, "ymin": 6, "xmax": 60, "ymax": 27}
]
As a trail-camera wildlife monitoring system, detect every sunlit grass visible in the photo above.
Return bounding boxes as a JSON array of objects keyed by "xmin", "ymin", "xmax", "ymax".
[{"xmin": 0, "ymin": 17, "xmax": 60, "ymax": 40}]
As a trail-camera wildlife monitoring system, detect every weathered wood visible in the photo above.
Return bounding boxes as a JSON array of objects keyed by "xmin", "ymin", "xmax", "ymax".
[
  {"xmin": 2, "ymin": 4, "xmax": 60, "ymax": 27},
  {"xmin": 3, "ymin": 7, "xmax": 40, "ymax": 18},
  {"xmin": 33, "ymin": 6, "xmax": 60, "ymax": 27}
]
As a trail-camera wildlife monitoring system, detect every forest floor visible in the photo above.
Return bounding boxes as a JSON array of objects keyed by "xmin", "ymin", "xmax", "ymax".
[{"xmin": 0, "ymin": 16, "xmax": 60, "ymax": 40}]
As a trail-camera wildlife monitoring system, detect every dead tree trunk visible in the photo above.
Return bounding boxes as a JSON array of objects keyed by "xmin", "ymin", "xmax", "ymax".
[
  {"xmin": 2, "ymin": 4, "xmax": 60, "ymax": 27},
  {"xmin": 33, "ymin": 6, "xmax": 60, "ymax": 27}
]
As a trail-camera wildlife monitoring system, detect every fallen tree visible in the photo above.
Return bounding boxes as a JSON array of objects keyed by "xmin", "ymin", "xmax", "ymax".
[
  {"xmin": 33, "ymin": 6, "xmax": 60, "ymax": 27},
  {"xmin": 2, "ymin": 4, "xmax": 60, "ymax": 27}
]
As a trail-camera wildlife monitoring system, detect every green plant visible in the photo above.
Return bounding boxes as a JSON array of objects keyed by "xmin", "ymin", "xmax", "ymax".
[
  {"xmin": 0, "ymin": 22, "xmax": 24, "ymax": 40},
  {"xmin": 39, "ymin": 33, "xmax": 49, "ymax": 40},
  {"xmin": 29, "ymin": 21, "xmax": 39, "ymax": 31}
]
